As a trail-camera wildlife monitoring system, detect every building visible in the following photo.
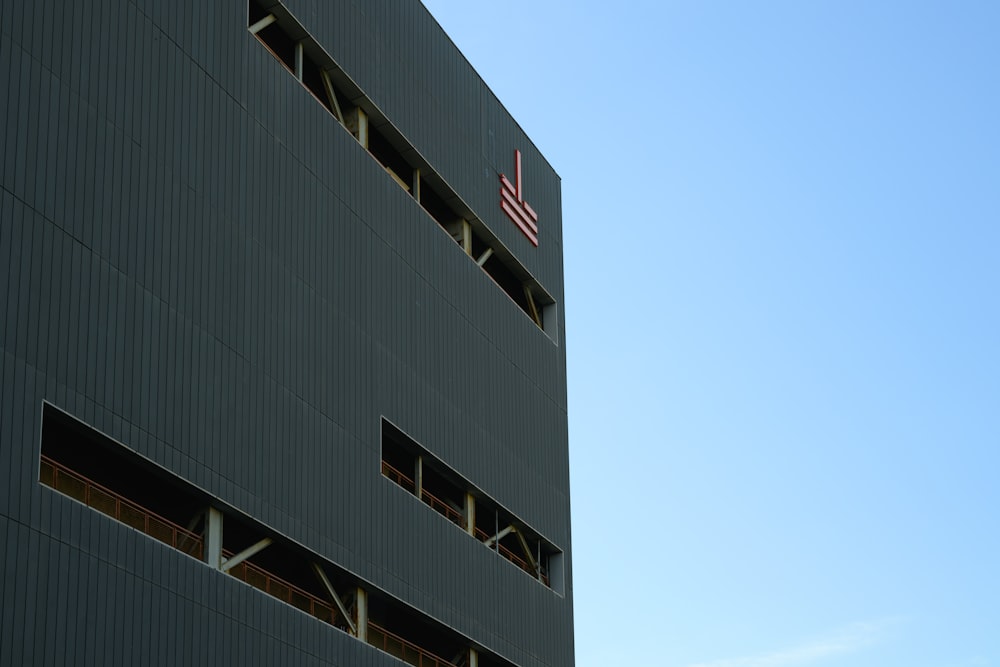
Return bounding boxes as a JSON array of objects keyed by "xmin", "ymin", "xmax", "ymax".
[{"xmin": 0, "ymin": 1, "xmax": 573, "ymax": 666}]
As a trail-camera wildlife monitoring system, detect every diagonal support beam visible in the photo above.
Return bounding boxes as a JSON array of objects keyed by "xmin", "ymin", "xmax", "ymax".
[
  {"xmin": 248, "ymin": 14, "xmax": 276, "ymax": 35},
  {"xmin": 523, "ymin": 285, "xmax": 541, "ymax": 326},
  {"xmin": 483, "ymin": 524, "xmax": 514, "ymax": 548},
  {"xmin": 320, "ymin": 70, "xmax": 344, "ymax": 123},
  {"xmin": 476, "ymin": 247, "xmax": 493, "ymax": 267},
  {"xmin": 184, "ymin": 512, "xmax": 204, "ymax": 536},
  {"xmin": 312, "ymin": 563, "xmax": 357, "ymax": 635},
  {"xmin": 514, "ymin": 528, "xmax": 539, "ymax": 577},
  {"xmin": 177, "ymin": 511, "xmax": 204, "ymax": 554},
  {"xmin": 220, "ymin": 537, "xmax": 273, "ymax": 573}
]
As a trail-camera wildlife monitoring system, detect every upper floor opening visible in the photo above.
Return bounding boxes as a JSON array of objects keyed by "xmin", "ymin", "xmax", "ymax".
[{"xmin": 248, "ymin": 0, "xmax": 559, "ymax": 341}]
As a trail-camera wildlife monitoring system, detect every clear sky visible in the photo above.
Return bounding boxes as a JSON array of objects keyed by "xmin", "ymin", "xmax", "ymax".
[{"xmin": 421, "ymin": 2, "xmax": 999, "ymax": 666}]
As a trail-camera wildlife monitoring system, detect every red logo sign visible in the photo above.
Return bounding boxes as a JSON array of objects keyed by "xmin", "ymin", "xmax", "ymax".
[{"xmin": 499, "ymin": 150, "xmax": 538, "ymax": 246}]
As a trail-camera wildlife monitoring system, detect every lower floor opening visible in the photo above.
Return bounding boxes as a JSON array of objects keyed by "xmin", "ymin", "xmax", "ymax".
[{"xmin": 37, "ymin": 403, "xmax": 519, "ymax": 667}]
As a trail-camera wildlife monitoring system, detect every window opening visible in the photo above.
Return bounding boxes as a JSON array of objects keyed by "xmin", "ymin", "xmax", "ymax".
[
  {"xmin": 221, "ymin": 513, "xmax": 355, "ymax": 632},
  {"xmin": 301, "ymin": 56, "xmax": 333, "ymax": 115},
  {"xmin": 253, "ymin": 20, "xmax": 296, "ymax": 73},
  {"xmin": 420, "ymin": 466, "xmax": 467, "ymax": 531},
  {"xmin": 383, "ymin": 421, "xmax": 467, "ymax": 530},
  {"xmin": 381, "ymin": 419, "xmax": 563, "ymax": 591},
  {"xmin": 474, "ymin": 506, "xmax": 555, "ymax": 588},
  {"xmin": 40, "ymin": 404, "xmax": 207, "ymax": 558},
  {"xmin": 381, "ymin": 430, "xmax": 417, "ymax": 494},
  {"xmin": 419, "ymin": 180, "xmax": 457, "ymax": 230},
  {"xmin": 246, "ymin": 0, "xmax": 559, "ymax": 337},
  {"xmin": 480, "ymin": 253, "xmax": 537, "ymax": 327},
  {"xmin": 367, "ymin": 599, "xmax": 467, "ymax": 667},
  {"xmin": 368, "ymin": 125, "xmax": 414, "ymax": 193},
  {"xmin": 39, "ymin": 404, "xmax": 510, "ymax": 666}
]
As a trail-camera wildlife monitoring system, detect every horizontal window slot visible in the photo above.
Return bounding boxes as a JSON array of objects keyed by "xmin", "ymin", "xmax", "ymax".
[
  {"xmin": 381, "ymin": 419, "xmax": 565, "ymax": 593},
  {"xmin": 38, "ymin": 403, "xmax": 514, "ymax": 667},
  {"xmin": 247, "ymin": 0, "xmax": 558, "ymax": 339}
]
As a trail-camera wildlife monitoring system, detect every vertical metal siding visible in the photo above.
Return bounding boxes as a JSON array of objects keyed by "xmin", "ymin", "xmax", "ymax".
[{"xmin": 1, "ymin": 0, "xmax": 571, "ymax": 665}]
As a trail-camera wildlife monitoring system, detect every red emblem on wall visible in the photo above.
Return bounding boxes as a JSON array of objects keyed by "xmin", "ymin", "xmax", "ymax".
[{"xmin": 499, "ymin": 150, "xmax": 539, "ymax": 246}]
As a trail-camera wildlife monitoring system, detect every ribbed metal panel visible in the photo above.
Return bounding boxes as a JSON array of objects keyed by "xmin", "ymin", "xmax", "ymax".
[
  {"xmin": 283, "ymin": 0, "xmax": 565, "ymax": 301},
  {"xmin": 1, "ymin": 0, "xmax": 573, "ymax": 665}
]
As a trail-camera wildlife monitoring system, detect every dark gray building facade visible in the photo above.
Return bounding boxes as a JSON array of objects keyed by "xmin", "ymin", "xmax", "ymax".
[{"xmin": 0, "ymin": 1, "xmax": 573, "ymax": 666}]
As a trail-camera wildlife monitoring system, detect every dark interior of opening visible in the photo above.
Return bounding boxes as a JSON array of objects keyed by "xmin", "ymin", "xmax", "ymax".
[
  {"xmin": 369, "ymin": 596, "xmax": 467, "ymax": 666},
  {"xmin": 382, "ymin": 421, "xmax": 466, "ymax": 528},
  {"xmin": 482, "ymin": 254, "xmax": 532, "ymax": 320},
  {"xmin": 40, "ymin": 404, "xmax": 524, "ymax": 663},
  {"xmin": 225, "ymin": 515, "xmax": 314, "ymax": 590},
  {"xmin": 254, "ymin": 21, "xmax": 296, "ymax": 72},
  {"xmin": 419, "ymin": 180, "xmax": 455, "ymax": 228},
  {"xmin": 301, "ymin": 56, "xmax": 332, "ymax": 114},
  {"xmin": 420, "ymin": 467, "xmax": 464, "ymax": 514},
  {"xmin": 469, "ymin": 230, "xmax": 489, "ymax": 258},
  {"xmin": 248, "ymin": 0, "xmax": 270, "ymax": 26},
  {"xmin": 368, "ymin": 126, "xmax": 413, "ymax": 191},
  {"xmin": 382, "ymin": 422, "xmax": 417, "ymax": 485},
  {"xmin": 382, "ymin": 419, "xmax": 559, "ymax": 588},
  {"xmin": 473, "ymin": 501, "xmax": 496, "ymax": 538},
  {"xmin": 40, "ymin": 405, "xmax": 354, "ymax": 630},
  {"xmin": 40, "ymin": 405, "xmax": 205, "ymax": 529}
]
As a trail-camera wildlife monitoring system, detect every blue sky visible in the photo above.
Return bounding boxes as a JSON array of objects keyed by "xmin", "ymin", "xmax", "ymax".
[{"xmin": 421, "ymin": 2, "xmax": 999, "ymax": 666}]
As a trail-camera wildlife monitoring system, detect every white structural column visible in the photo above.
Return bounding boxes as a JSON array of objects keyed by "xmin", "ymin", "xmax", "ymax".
[
  {"xmin": 469, "ymin": 648, "xmax": 479, "ymax": 667},
  {"xmin": 358, "ymin": 108, "xmax": 368, "ymax": 148},
  {"xmin": 294, "ymin": 41, "xmax": 304, "ymax": 81},
  {"xmin": 355, "ymin": 587, "xmax": 368, "ymax": 642},
  {"xmin": 465, "ymin": 492, "xmax": 476, "ymax": 536},
  {"xmin": 350, "ymin": 107, "xmax": 369, "ymax": 148},
  {"xmin": 462, "ymin": 220, "xmax": 473, "ymax": 256},
  {"xmin": 414, "ymin": 455, "xmax": 423, "ymax": 499},
  {"xmin": 204, "ymin": 507, "xmax": 224, "ymax": 569}
]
